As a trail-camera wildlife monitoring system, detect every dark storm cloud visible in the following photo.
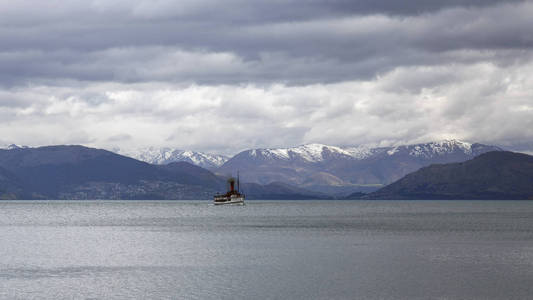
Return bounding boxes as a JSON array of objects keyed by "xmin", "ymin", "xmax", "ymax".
[{"xmin": 0, "ymin": 0, "xmax": 532, "ymax": 86}]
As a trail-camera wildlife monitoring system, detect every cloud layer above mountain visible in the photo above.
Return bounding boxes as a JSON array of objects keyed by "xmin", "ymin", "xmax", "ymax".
[{"xmin": 1, "ymin": 0, "xmax": 532, "ymax": 154}]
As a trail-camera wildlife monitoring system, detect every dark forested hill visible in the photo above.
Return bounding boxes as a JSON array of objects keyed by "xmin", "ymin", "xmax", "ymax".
[
  {"xmin": 0, "ymin": 166, "xmax": 26, "ymax": 199},
  {"xmin": 0, "ymin": 146, "xmax": 225, "ymax": 199},
  {"xmin": 366, "ymin": 151, "xmax": 533, "ymax": 200}
]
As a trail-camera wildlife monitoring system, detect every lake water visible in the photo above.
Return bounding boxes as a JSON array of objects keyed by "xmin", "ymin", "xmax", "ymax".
[{"xmin": 1, "ymin": 200, "xmax": 533, "ymax": 299}]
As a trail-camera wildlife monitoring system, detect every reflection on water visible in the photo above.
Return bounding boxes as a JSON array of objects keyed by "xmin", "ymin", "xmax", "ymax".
[{"xmin": 1, "ymin": 200, "xmax": 533, "ymax": 299}]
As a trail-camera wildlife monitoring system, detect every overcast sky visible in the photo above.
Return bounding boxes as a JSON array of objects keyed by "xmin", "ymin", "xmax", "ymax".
[{"xmin": 1, "ymin": 0, "xmax": 532, "ymax": 155}]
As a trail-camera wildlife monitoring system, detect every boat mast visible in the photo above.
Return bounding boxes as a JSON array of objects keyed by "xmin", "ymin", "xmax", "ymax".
[{"xmin": 237, "ymin": 171, "xmax": 240, "ymax": 192}]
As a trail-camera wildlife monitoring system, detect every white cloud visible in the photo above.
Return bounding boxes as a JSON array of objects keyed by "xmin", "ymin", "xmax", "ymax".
[{"xmin": 1, "ymin": 58, "xmax": 532, "ymax": 154}]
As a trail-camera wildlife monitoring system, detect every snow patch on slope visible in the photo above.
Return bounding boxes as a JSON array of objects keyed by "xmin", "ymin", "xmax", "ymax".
[
  {"xmin": 387, "ymin": 147, "xmax": 399, "ymax": 156},
  {"xmin": 113, "ymin": 147, "xmax": 229, "ymax": 168},
  {"xmin": 0, "ymin": 144, "xmax": 29, "ymax": 150},
  {"xmin": 342, "ymin": 146, "xmax": 374, "ymax": 159},
  {"xmin": 407, "ymin": 140, "xmax": 473, "ymax": 158},
  {"xmin": 251, "ymin": 143, "xmax": 360, "ymax": 162}
]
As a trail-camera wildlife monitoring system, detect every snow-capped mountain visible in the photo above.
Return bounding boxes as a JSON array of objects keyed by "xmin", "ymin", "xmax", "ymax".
[
  {"xmin": 380, "ymin": 140, "xmax": 497, "ymax": 159},
  {"xmin": 0, "ymin": 144, "xmax": 29, "ymax": 150},
  {"xmin": 236, "ymin": 140, "xmax": 497, "ymax": 163},
  {"xmin": 217, "ymin": 140, "xmax": 503, "ymax": 194},
  {"xmin": 113, "ymin": 147, "xmax": 229, "ymax": 169},
  {"xmin": 248, "ymin": 144, "xmax": 357, "ymax": 162}
]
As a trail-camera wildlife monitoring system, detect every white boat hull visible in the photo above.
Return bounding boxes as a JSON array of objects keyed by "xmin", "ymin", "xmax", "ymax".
[{"xmin": 213, "ymin": 196, "xmax": 245, "ymax": 205}]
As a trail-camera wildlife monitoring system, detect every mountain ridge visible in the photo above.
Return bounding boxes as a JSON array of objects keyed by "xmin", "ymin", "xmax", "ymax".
[
  {"xmin": 365, "ymin": 151, "xmax": 533, "ymax": 200},
  {"xmin": 217, "ymin": 140, "xmax": 503, "ymax": 195},
  {"xmin": 229, "ymin": 140, "xmax": 499, "ymax": 162},
  {"xmin": 112, "ymin": 147, "xmax": 228, "ymax": 169}
]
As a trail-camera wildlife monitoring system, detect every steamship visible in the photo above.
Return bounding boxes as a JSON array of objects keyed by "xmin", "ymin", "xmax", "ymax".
[{"xmin": 213, "ymin": 174, "xmax": 245, "ymax": 205}]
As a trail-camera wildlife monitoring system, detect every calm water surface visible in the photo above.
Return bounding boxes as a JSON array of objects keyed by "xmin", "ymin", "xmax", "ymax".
[{"xmin": 1, "ymin": 200, "xmax": 533, "ymax": 299}]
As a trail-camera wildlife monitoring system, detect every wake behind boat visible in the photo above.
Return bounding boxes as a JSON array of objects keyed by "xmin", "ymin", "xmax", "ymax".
[{"xmin": 213, "ymin": 175, "xmax": 245, "ymax": 205}]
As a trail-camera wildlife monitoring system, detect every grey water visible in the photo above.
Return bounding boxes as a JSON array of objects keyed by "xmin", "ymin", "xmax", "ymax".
[{"xmin": 1, "ymin": 201, "xmax": 533, "ymax": 299}]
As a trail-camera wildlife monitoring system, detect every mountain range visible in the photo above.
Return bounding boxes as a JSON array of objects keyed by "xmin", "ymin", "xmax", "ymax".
[
  {"xmin": 0, "ymin": 144, "xmax": 531, "ymax": 200},
  {"xmin": 216, "ymin": 140, "xmax": 502, "ymax": 195},
  {"xmin": 0, "ymin": 145, "xmax": 320, "ymax": 200},
  {"xmin": 108, "ymin": 140, "xmax": 502, "ymax": 195},
  {"xmin": 7, "ymin": 139, "xmax": 533, "ymax": 200},
  {"xmin": 2, "ymin": 140, "xmax": 506, "ymax": 198}
]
